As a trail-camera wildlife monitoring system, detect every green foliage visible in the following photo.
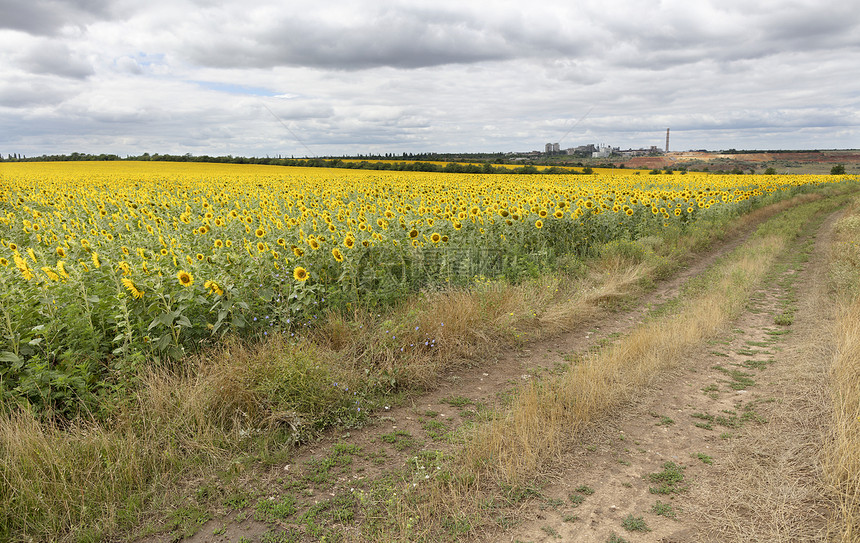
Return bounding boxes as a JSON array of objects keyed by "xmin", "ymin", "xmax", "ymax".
[
  {"xmin": 831, "ymin": 164, "xmax": 846, "ymax": 175},
  {"xmin": 254, "ymin": 495, "xmax": 298, "ymax": 521},
  {"xmin": 648, "ymin": 461, "xmax": 688, "ymax": 494},
  {"xmin": 651, "ymin": 500, "xmax": 677, "ymax": 518},
  {"xmin": 620, "ymin": 513, "xmax": 650, "ymax": 532}
]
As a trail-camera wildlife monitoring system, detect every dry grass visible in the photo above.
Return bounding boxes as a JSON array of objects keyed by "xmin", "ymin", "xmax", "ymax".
[
  {"xmin": 825, "ymin": 208, "xmax": 860, "ymax": 542},
  {"xmin": 461, "ymin": 234, "xmax": 785, "ymax": 486},
  {"xmin": 828, "ymin": 299, "xmax": 860, "ymax": 542}
]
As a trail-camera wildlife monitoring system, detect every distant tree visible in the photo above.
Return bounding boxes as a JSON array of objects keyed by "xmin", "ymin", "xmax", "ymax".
[
  {"xmin": 831, "ymin": 164, "xmax": 846, "ymax": 175},
  {"xmin": 764, "ymin": 167, "xmax": 777, "ymax": 175}
]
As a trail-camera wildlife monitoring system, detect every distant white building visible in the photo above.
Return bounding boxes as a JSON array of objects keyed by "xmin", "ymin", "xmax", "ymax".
[{"xmin": 592, "ymin": 145, "xmax": 617, "ymax": 158}]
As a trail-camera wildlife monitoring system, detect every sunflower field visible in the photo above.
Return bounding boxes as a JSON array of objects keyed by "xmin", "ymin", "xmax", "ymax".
[{"xmin": 0, "ymin": 161, "xmax": 852, "ymax": 416}]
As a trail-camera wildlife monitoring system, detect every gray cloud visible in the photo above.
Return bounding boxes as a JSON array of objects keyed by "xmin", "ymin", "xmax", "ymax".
[
  {"xmin": 19, "ymin": 41, "xmax": 94, "ymax": 78},
  {"xmin": 0, "ymin": 0, "xmax": 117, "ymax": 35}
]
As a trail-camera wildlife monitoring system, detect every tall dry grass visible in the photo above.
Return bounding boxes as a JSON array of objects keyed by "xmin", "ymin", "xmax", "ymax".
[
  {"xmin": 828, "ymin": 299, "xmax": 860, "ymax": 542},
  {"xmin": 825, "ymin": 207, "xmax": 860, "ymax": 542}
]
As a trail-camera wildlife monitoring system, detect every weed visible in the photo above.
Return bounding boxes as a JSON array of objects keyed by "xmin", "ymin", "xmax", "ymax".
[
  {"xmin": 260, "ymin": 528, "xmax": 300, "ymax": 543},
  {"xmin": 254, "ymin": 495, "xmax": 297, "ymax": 521},
  {"xmin": 607, "ymin": 533, "xmax": 630, "ymax": 543},
  {"xmin": 693, "ymin": 452, "xmax": 713, "ymax": 465},
  {"xmin": 380, "ymin": 430, "xmax": 418, "ymax": 451},
  {"xmin": 742, "ymin": 359, "xmax": 773, "ymax": 370},
  {"xmin": 563, "ymin": 513, "xmax": 579, "ymax": 522},
  {"xmin": 501, "ymin": 484, "xmax": 541, "ymax": 503},
  {"xmin": 422, "ymin": 419, "xmax": 451, "ymax": 441},
  {"xmin": 569, "ymin": 493, "xmax": 585, "ymax": 507},
  {"xmin": 713, "ymin": 364, "xmax": 756, "ymax": 389},
  {"xmin": 574, "ymin": 485, "xmax": 595, "ymax": 495},
  {"xmin": 651, "ymin": 500, "xmax": 677, "ymax": 519},
  {"xmin": 620, "ymin": 513, "xmax": 651, "ymax": 532},
  {"xmin": 441, "ymin": 395, "xmax": 473, "ymax": 408},
  {"xmin": 648, "ymin": 462, "xmax": 688, "ymax": 494},
  {"xmin": 303, "ymin": 443, "xmax": 361, "ymax": 485},
  {"xmin": 541, "ymin": 525, "xmax": 561, "ymax": 538},
  {"xmin": 774, "ymin": 313, "xmax": 794, "ymax": 326},
  {"xmin": 540, "ymin": 496, "xmax": 565, "ymax": 510}
]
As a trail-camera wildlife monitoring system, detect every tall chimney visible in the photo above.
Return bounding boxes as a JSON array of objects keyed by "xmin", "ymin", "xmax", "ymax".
[{"xmin": 665, "ymin": 128, "xmax": 670, "ymax": 152}]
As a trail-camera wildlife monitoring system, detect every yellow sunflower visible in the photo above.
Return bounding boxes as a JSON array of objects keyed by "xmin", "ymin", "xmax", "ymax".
[
  {"xmin": 293, "ymin": 266, "xmax": 309, "ymax": 281},
  {"xmin": 177, "ymin": 270, "xmax": 194, "ymax": 287}
]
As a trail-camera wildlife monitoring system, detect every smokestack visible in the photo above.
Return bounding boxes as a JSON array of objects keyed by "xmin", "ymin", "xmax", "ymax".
[{"xmin": 665, "ymin": 128, "xmax": 670, "ymax": 152}]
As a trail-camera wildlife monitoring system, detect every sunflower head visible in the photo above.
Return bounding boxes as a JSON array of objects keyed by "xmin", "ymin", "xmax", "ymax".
[
  {"xmin": 332, "ymin": 248, "xmax": 344, "ymax": 262},
  {"xmin": 293, "ymin": 266, "xmax": 309, "ymax": 281},
  {"xmin": 177, "ymin": 270, "xmax": 194, "ymax": 287}
]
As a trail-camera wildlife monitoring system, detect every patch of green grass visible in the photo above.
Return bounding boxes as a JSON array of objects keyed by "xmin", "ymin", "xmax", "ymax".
[
  {"xmin": 607, "ymin": 533, "xmax": 630, "ymax": 543},
  {"xmin": 702, "ymin": 383, "xmax": 720, "ymax": 398},
  {"xmin": 712, "ymin": 365, "xmax": 756, "ymax": 390},
  {"xmin": 569, "ymin": 493, "xmax": 585, "ymax": 507},
  {"xmin": 380, "ymin": 430, "xmax": 418, "ymax": 451},
  {"xmin": 620, "ymin": 513, "xmax": 650, "ymax": 532},
  {"xmin": 648, "ymin": 462, "xmax": 688, "ymax": 495},
  {"xmin": 440, "ymin": 395, "xmax": 473, "ymax": 408},
  {"xmin": 563, "ymin": 514, "xmax": 579, "ymax": 522},
  {"xmin": 422, "ymin": 419, "xmax": 451, "ymax": 441},
  {"xmin": 260, "ymin": 528, "xmax": 300, "ymax": 543},
  {"xmin": 301, "ymin": 492, "xmax": 357, "ymax": 537},
  {"xmin": 651, "ymin": 412, "xmax": 675, "ymax": 426},
  {"xmin": 254, "ymin": 495, "xmax": 297, "ymax": 521},
  {"xmin": 651, "ymin": 500, "xmax": 677, "ymax": 519},
  {"xmin": 742, "ymin": 359, "xmax": 773, "ymax": 370},
  {"xmin": 165, "ymin": 505, "xmax": 211, "ymax": 540},
  {"xmin": 574, "ymin": 485, "xmax": 595, "ymax": 495},
  {"xmin": 692, "ymin": 452, "xmax": 713, "ymax": 465},
  {"xmin": 303, "ymin": 443, "xmax": 361, "ymax": 485}
]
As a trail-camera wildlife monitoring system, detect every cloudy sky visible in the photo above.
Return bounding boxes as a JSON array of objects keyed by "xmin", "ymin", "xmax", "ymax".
[{"xmin": 1, "ymin": 0, "xmax": 859, "ymax": 157}]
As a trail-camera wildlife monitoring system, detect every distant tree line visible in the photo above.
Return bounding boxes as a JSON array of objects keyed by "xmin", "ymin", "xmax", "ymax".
[{"xmin": 0, "ymin": 152, "xmax": 589, "ymax": 175}]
